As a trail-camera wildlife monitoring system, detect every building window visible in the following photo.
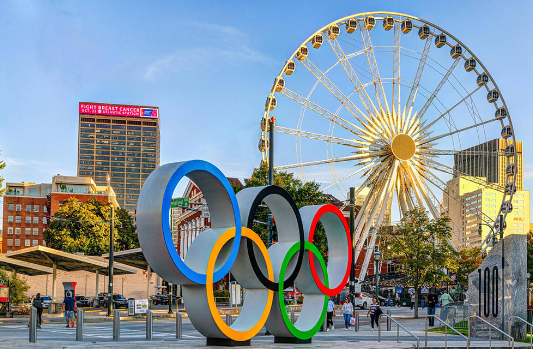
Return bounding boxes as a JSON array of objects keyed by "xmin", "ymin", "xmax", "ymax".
[
  {"xmin": 33, "ymin": 228, "xmax": 39, "ymax": 236},
  {"xmin": 7, "ymin": 227, "xmax": 13, "ymax": 235},
  {"xmin": 32, "ymin": 240, "xmax": 38, "ymax": 247},
  {"xmin": 14, "ymin": 239, "xmax": 20, "ymax": 247},
  {"xmin": 7, "ymin": 239, "xmax": 13, "ymax": 247},
  {"xmin": 8, "ymin": 204, "xmax": 14, "ymax": 211},
  {"xmin": 34, "ymin": 205, "xmax": 39, "ymax": 212},
  {"xmin": 26, "ymin": 204, "xmax": 32, "ymax": 212},
  {"xmin": 43, "ymin": 206, "xmax": 48, "ymax": 213},
  {"xmin": 43, "ymin": 217, "xmax": 48, "ymax": 224},
  {"xmin": 16, "ymin": 204, "xmax": 21, "ymax": 211},
  {"xmin": 25, "ymin": 228, "xmax": 31, "ymax": 235},
  {"xmin": 15, "ymin": 216, "xmax": 21, "ymax": 223},
  {"xmin": 7, "ymin": 215, "xmax": 13, "ymax": 223},
  {"xmin": 26, "ymin": 216, "xmax": 31, "ymax": 224},
  {"xmin": 25, "ymin": 239, "xmax": 30, "ymax": 247},
  {"xmin": 33, "ymin": 216, "xmax": 39, "ymax": 224},
  {"xmin": 15, "ymin": 228, "xmax": 21, "ymax": 235}
]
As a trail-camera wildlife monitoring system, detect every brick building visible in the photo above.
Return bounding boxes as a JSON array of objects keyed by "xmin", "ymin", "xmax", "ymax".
[{"xmin": 2, "ymin": 176, "xmax": 117, "ymax": 253}]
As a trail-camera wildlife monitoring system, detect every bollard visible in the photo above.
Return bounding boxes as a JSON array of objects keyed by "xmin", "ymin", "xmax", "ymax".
[
  {"xmin": 387, "ymin": 310, "xmax": 391, "ymax": 331},
  {"xmin": 29, "ymin": 306, "xmax": 37, "ymax": 343},
  {"xmin": 176, "ymin": 312, "xmax": 182, "ymax": 339},
  {"xmin": 146, "ymin": 310, "xmax": 153, "ymax": 340},
  {"xmin": 354, "ymin": 311, "xmax": 359, "ymax": 332},
  {"xmin": 113, "ymin": 309, "xmax": 120, "ymax": 341},
  {"xmin": 290, "ymin": 310, "xmax": 295, "ymax": 324},
  {"xmin": 76, "ymin": 308, "xmax": 84, "ymax": 341},
  {"xmin": 378, "ymin": 316, "xmax": 381, "ymax": 342},
  {"xmin": 322, "ymin": 313, "xmax": 327, "ymax": 332},
  {"xmin": 225, "ymin": 313, "xmax": 232, "ymax": 326}
]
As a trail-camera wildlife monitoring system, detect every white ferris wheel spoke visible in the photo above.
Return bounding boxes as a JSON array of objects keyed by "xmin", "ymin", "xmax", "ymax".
[
  {"xmin": 274, "ymin": 125, "xmax": 371, "ymax": 147},
  {"xmin": 404, "ymin": 34, "xmax": 433, "ymax": 119},
  {"xmin": 359, "ymin": 20, "xmax": 391, "ymax": 116},
  {"xmin": 320, "ymin": 158, "xmax": 385, "ymax": 192},
  {"xmin": 417, "ymin": 116, "xmax": 504, "ymax": 145},
  {"xmin": 274, "ymin": 152, "xmax": 387, "ymax": 170},
  {"xmin": 392, "ymin": 19, "xmax": 402, "ymax": 130},
  {"xmin": 279, "ymin": 87, "xmax": 376, "ymax": 141}
]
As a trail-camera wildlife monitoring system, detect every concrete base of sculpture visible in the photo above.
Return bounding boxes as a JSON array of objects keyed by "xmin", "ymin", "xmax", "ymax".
[
  {"xmin": 274, "ymin": 337, "xmax": 312, "ymax": 344},
  {"xmin": 206, "ymin": 338, "xmax": 251, "ymax": 346},
  {"xmin": 467, "ymin": 234, "xmax": 527, "ymax": 340}
]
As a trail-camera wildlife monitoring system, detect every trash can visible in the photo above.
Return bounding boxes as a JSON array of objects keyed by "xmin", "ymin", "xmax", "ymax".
[{"xmin": 93, "ymin": 298, "xmax": 100, "ymax": 308}]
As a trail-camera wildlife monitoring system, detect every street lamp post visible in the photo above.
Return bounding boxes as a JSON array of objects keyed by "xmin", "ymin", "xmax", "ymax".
[
  {"xmin": 107, "ymin": 174, "xmax": 114, "ymax": 317},
  {"xmin": 374, "ymin": 247, "xmax": 381, "ymax": 300}
]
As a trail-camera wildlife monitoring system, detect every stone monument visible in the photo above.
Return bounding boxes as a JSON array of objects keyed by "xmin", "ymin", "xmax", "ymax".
[{"xmin": 467, "ymin": 234, "xmax": 527, "ymax": 340}]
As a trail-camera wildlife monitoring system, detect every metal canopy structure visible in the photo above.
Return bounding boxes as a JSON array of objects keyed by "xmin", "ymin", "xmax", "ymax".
[
  {"xmin": 6, "ymin": 246, "xmax": 136, "ymax": 302},
  {"xmin": 102, "ymin": 248, "xmax": 153, "ymax": 298},
  {"xmin": 0, "ymin": 255, "xmax": 53, "ymax": 276}
]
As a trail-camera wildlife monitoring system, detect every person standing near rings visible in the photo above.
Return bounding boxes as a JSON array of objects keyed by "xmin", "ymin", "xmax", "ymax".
[
  {"xmin": 426, "ymin": 289, "xmax": 438, "ymax": 326},
  {"xmin": 326, "ymin": 297, "xmax": 335, "ymax": 331},
  {"xmin": 62, "ymin": 292, "xmax": 76, "ymax": 328},
  {"xmin": 367, "ymin": 297, "xmax": 381, "ymax": 331},
  {"xmin": 342, "ymin": 297, "xmax": 353, "ymax": 330},
  {"xmin": 32, "ymin": 293, "xmax": 44, "ymax": 329}
]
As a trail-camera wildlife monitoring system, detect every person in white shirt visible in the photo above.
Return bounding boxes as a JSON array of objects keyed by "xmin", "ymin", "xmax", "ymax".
[
  {"xmin": 367, "ymin": 298, "xmax": 381, "ymax": 330},
  {"xmin": 342, "ymin": 297, "xmax": 353, "ymax": 330},
  {"xmin": 326, "ymin": 297, "xmax": 335, "ymax": 331}
]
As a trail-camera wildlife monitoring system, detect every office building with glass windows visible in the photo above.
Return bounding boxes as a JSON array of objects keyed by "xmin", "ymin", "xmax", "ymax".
[{"xmin": 77, "ymin": 102, "xmax": 160, "ymax": 213}]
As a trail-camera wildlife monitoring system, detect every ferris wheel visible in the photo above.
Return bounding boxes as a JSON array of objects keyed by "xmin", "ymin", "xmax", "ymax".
[{"xmin": 259, "ymin": 12, "xmax": 517, "ymax": 279}]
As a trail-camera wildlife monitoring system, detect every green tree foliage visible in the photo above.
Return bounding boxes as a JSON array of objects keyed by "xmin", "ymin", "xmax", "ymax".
[
  {"xmin": 234, "ymin": 162, "xmax": 329, "ymax": 259},
  {"xmin": 43, "ymin": 198, "xmax": 139, "ymax": 255},
  {"xmin": 0, "ymin": 151, "xmax": 6, "ymax": 197},
  {"xmin": 455, "ymin": 247, "xmax": 484, "ymax": 289},
  {"xmin": 381, "ymin": 208, "xmax": 459, "ymax": 318},
  {"xmin": 527, "ymin": 231, "xmax": 533, "ymax": 279},
  {"xmin": 0, "ymin": 268, "xmax": 30, "ymax": 307}
]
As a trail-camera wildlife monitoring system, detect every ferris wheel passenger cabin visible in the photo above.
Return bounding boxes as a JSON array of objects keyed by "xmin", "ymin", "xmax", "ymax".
[
  {"xmin": 418, "ymin": 25, "xmax": 430, "ymax": 39},
  {"xmin": 501, "ymin": 125, "xmax": 512, "ymax": 139},
  {"xmin": 328, "ymin": 25, "xmax": 340, "ymax": 39},
  {"xmin": 501, "ymin": 201, "xmax": 513, "ymax": 213},
  {"xmin": 435, "ymin": 33, "xmax": 446, "ymax": 47},
  {"xmin": 450, "ymin": 44, "xmax": 462, "ymax": 58},
  {"xmin": 476, "ymin": 73, "xmax": 489, "ymax": 86},
  {"xmin": 285, "ymin": 60, "xmax": 295, "ymax": 75},
  {"xmin": 401, "ymin": 19, "xmax": 412, "ymax": 33},
  {"xmin": 265, "ymin": 96, "xmax": 276, "ymax": 111},
  {"xmin": 487, "ymin": 90, "xmax": 499, "ymax": 103},
  {"xmin": 464, "ymin": 58, "xmax": 476, "ymax": 72},
  {"xmin": 383, "ymin": 16, "xmax": 394, "ymax": 31},
  {"xmin": 296, "ymin": 46, "xmax": 308, "ymax": 61},
  {"xmin": 364, "ymin": 15, "xmax": 375, "ymax": 30},
  {"xmin": 312, "ymin": 34, "xmax": 323, "ymax": 48},
  {"xmin": 346, "ymin": 19, "xmax": 357, "ymax": 33},
  {"xmin": 274, "ymin": 77, "xmax": 285, "ymax": 92},
  {"xmin": 495, "ymin": 107, "xmax": 507, "ymax": 118},
  {"xmin": 505, "ymin": 145, "xmax": 515, "ymax": 157},
  {"xmin": 504, "ymin": 183, "xmax": 516, "ymax": 195},
  {"xmin": 506, "ymin": 164, "xmax": 516, "ymax": 176}
]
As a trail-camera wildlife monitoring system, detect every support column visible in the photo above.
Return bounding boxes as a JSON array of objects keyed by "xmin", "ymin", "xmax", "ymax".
[
  {"xmin": 95, "ymin": 269, "xmax": 99, "ymax": 298},
  {"xmin": 146, "ymin": 265, "xmax": 151, "ymax": 298},
  {"xmin": 52, "ymin": 263, "xmax": 57, "ymax": 301}
]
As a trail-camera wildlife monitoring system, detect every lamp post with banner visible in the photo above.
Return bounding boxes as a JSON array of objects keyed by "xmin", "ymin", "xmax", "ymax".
[{"xmin": 374, "ymin": 247, "xmax": 381, "ymax": 300}]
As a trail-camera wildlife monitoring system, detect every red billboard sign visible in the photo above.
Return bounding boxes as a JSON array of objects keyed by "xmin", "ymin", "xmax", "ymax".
[
  {"xmin": 79, "ymin": 103, "xmax": 158, "ymax": 118},
  {"xmin": 0, "ymin": 285, "xmax": 8, "ymax": 303}
]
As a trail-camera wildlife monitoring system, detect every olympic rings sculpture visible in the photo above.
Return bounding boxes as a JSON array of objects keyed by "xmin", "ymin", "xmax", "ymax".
[{"xmin": 137, "ymin": 160, "xmax": 351, "ymax": 343}]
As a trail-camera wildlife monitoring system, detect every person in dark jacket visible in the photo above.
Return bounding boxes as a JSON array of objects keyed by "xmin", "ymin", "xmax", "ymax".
[
  {"xmin": 426, "ymin": 289, "xmax": 439, "ymax": 326},
  {"xmin": 32, "ymin": 293, "xmax": 43, "ymax": 328}
]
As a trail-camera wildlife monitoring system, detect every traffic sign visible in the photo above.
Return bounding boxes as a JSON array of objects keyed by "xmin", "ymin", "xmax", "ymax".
[{"xmin": 171, "ymin": 197, "xmax": 189, "ymax": 208}]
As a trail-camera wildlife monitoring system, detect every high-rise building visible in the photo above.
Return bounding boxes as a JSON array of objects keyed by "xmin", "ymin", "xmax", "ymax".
[
  {"xmin": 453, "ymin": 138, "xmax": 523, "ymax": 190},
  {"xmin": 442, "ymin": 175, "xmax": 529, "ymax": 249},
  {"xmin": 78, "ymin": 102, "xmax": 160, "ymax": 213}
]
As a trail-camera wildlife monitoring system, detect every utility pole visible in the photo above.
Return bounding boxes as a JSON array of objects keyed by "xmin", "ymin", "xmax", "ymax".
[
  {"xmin": 267, "ymin": 117, "xmax": 275, "ymax": 247},
  {"xmin": 107, "ymin": 174, "xmax": 114, "ymax": 317},
  {"xmin": 500, "ymin": 214, "xmax": 505, "ymax": 338},
  {"xmin": 349, "ymin": 187, "xmax": 355, "ymax": 308}
]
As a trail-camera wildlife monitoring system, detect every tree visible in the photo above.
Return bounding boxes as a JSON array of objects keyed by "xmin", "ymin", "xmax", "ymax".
[
  {"xmin": 0, "ymin": 268, "xmax": 30, "ymax": 309},
  {"xmin": 381, "ymin": 208, "xmax": 459, "ymax": 318},
  {"xmin": 234, "ymin": 163, "xmax": 329, "ymax": 260},
  {"xmin": 0, "ymin": 151, "xmax": 6, "ymax": 197},
  {"xmin": 43, "ymin": 197, "xmax": 139, "ymax": 255},
  {"xmin": 455, "ymin": 247, "xmax": 484, "ymax": 290}
]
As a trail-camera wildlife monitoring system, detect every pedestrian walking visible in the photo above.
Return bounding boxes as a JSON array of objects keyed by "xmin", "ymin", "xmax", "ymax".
[
  {"xmin": 439, "ymin": 290, "xmax": 453, "ymax": 322},
  {"xmin": 326, "ymin": 297, "xmax": 335, "ymax": 331},
  {"xmin": 32, "ymin": 293, "xmax": 44, "ymax": 329},
  {"xmin": 387, "ymin": 294, "xmax": 391, "ymax": 307},
  {"xmin": 410, "ymin": 293, "xmax": 415, "ymax": 310},
  {"xmin": 367, "ymin": 298, "xmax": 381, "ymax": 331},
  {"xmin": 395, "ymin": 293, "xmax": 401, "ymax": 308},
  {"xmin": 342, "ymin": 297, "xmax": 353, "ymax": 330},
  {"xmin": 426, "ymin": 289, "xmax": 438, "ymax": 326},
  {"xmin": 62, "ymin": 292, "xmax": 77, "ymax": 328}
]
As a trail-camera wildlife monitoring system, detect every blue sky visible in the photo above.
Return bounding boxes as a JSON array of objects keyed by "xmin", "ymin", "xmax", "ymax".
[{"xmin": 1, "ymin": 1, "xmax": 532, "ymax": 208}]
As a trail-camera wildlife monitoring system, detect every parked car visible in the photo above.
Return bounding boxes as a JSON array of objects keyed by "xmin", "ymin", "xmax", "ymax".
[
  {"xmin": 41, "ymin": 296, "xmax": 52, "ymax": 309},
  {"xmin": 353, "ymin": 292, "xmax": 373, "ymax": 309},
  {"xmin": 110, "ymin": 294, "xmax": 129, "ymax": 309},
  {"xmin": 150, "ymin": 294, "xmax": 169, "ymax": 305},
  {"xmin": 75, "ymin": 295, "xmax": 91, "ymax": 308}
]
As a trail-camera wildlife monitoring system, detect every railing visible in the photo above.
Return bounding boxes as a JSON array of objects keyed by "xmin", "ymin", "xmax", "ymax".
[
  {"xmin": 468, "ymin": 315, "xmax": 514, "ymax": 349},
  {"xmin": 378, "ymin": 313, "xmax": 420, "ymax": 349},
  {"xmin": 425, "ymin": 315, "xmax": 467, "ymax": 348},
  {"xmin": 508, "ymin": 316, "xmax": 533, "ymax": 349}
]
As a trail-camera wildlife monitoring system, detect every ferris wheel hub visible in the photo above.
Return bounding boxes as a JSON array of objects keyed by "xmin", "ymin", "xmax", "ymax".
[{"xmin": 391, "ymin": 133, "xmax": 416, "ymax": 161}]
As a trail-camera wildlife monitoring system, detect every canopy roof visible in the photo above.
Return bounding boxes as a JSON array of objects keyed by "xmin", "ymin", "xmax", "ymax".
[
  {"xmin": 0, "ymin": 254, "xmax": 53, "ymax": 276},
  {"xmin": 6, "ymin": 246, "xmax": 137, "ymax": 276},
  {"xmin": 102, "ymin": 248, "xmax": 149, "ymax": 271}
]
